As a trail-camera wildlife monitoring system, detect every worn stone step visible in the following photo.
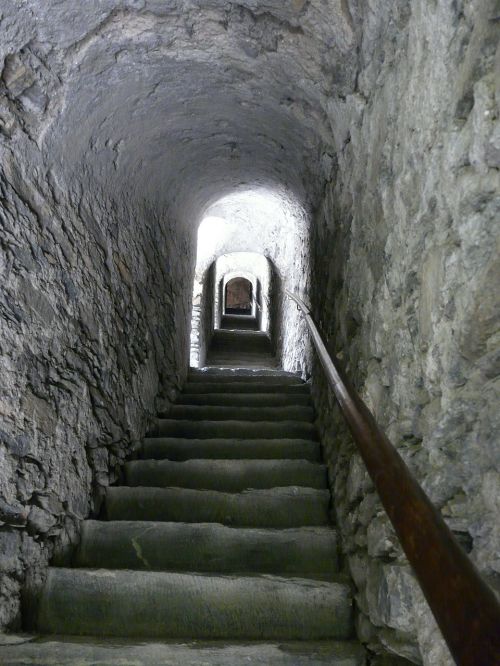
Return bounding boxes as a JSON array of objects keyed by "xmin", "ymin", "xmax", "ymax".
[
  {"xmin": 142, "ymin": 437, "xmax": 321, "ymax": 461},
  {"xmin": 191, "ymin": 368, "xmax": 298, "ymax": 378},
  {"xmin": 0, "ymin": 637, "xmax": 367, "ymax": 665},
  {"xmin": 221, "ymin": 313, "xmax": 259, "ymax": 330},
  {"xmin": 75, "ymin": 521, "xmax": 339, "ymax": 575},
  {"xmin": 207, "ymin": 331, "xmax": 272, "ymax": 351},
  {"xmin": 206, "ymin": 349, "xmax": 274, "ymax": 358},
  {"xmin": 124, "ymin": 459, "xmax": 327, "ymax": 491},
  {"xmin": 104, "ymin": 486, "xmax": 330, "ymax": 527},
  {"xmin": 209, "ymin": 338, "xmax": 271, "ymax": 352},
  {"xmin": 187, "ymin": 371, "xmax": 302, "ymax": 384},
  {"xmin": 205, "ymin": 356, "xmax": 278, "ymax": 369},
  {"xmin": 177, "ymin": 392, "xmax": 311, "ymax": 407},
  {"xmin": 164, "ymin": 404, "xmax": 314, "ymax": 422},
  {"xmin": 34, "ymin": 568, "xmax": 353, "ymax": 640},
  {"xmin": 151, "ymin": 419, "xmax": 318, "ymax": 440},
  {"xmin": 205, "ymin": 351, "xmax": 275, "ymax": 361},
  {"xmin": 184, "ymin": 382, "xmax": 309, "ymax": 394},
  {"xmin": 204, "ymin": 358, "xmax": 276, "ymax": 366}
]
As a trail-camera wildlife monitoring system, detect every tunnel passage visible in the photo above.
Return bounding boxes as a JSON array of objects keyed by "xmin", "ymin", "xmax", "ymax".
[
  {"xmin": 225, "ymin": 277, "xmax": 253, "ymax": 315},
  {"xmin": 189, "ymin": 194, "xmax": 310, "ymax": 369},
  {"xmin": 195, "ymin": 255, "xmax": 278, "ymax": 368},
  {"xmin": 220, "ymin": 273, "xmax": 259, "ymax": 331}
]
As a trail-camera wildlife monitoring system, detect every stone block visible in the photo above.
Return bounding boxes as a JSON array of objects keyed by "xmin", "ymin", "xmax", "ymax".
[
  {"xmin": 27, "ymin": 506, "xmax": 58, "ymax": 535},
  {"xmin": 367, "ymin": 514, "xmax": 399, "ymax": 559},
  {"xmin": 366, "ymin": 563, "xmax": 418, "ymax": 636}
]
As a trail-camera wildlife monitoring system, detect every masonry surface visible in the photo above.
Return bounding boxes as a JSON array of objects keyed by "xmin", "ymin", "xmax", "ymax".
[{"xmin": 0, "ymin": 1, "xmax": 498, "ymax": 664}]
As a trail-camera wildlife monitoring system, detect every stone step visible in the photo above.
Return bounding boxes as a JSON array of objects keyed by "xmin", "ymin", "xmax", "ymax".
[
  {"xmin": 164, "ymin": 404, "xmax": 315, "ymax": 422},
  {"xmin": 206, "ymin": 349, "xmax": 274, "ymax": 358},
  {"xmin": 205, "ymin": 356, "xmax": 278, "ymax": 369},
  {"xmin": 191, "ymin": 367, "xmax": 298, "ymax": 377},
  {"xmin": 184, "ymin": 381, "xmax": 309, "ymax": 394},
  {"xmin": 205, "ymin": 351, "xmax": 275, "ymax": 361},
  {"xmin": 142, "ymin": 437, "xmax": 321, "ymax": 461},
  {"xmin": 210, "ymin": 333, "xmax": 270, "ymax": 346},
  {"xmin": 151, "ymin": 419, "xmax": 318, "ymax": 440},
  {"xmin": 187, "ymin": 371, "xmax": 302, "ymax": 384},
  {"xmin": 124, "ymin": 459, "xmax": 327, "ymax": 491},
  {"xmin": 104, "ymin": 486, "xmax": 330, "ymax": 527},
  {"xmin": 204, "ymin": 361, "xmax": 278, "ymax": 370},
  {"xmin": 208, "ymin": 331, "xmax": 272, "ymax": 351},
  {"xmin": 0, "ymin": 637, "xmax": 367, "ymax": 665},
  {"xmin": 75, "ymin": 521, "xmax": 339, "ymax": 575},
  {"xmin": 34, "ymin": 568, "xmax": 353, "ymax": 640},
  {"xmin": 221, "ymin": 313, "xmax": 259, "ymax": 330},
  {"xmin": 177, "ymin": 392, "xmax": 311, "ymax": 406}
]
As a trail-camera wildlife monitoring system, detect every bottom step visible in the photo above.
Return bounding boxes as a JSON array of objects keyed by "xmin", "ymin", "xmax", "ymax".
[
  {"xmin": 0, "ymin": 636, "xmax": 366, "ymax": 665},
  {"xmin": 33, "ymin": 568, "xmax": 353, "ymax": 640}
]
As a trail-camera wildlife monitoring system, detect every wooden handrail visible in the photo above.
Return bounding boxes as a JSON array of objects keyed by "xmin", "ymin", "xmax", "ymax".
[{"xmin": 286, "ymin": 290, "xmax": 500, "ymax": 665}]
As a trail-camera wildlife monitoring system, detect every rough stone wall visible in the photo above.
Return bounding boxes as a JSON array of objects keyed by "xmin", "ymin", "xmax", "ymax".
[
  {"xmin": 311, "ymin": 1, "xmax": 499, "ymax": 663},
  {"xmin": 196, "ymin": 263, "xmax": 216, "ymax": 368},
  {"xmin": 0, "ymin": 138, "xmax": 193, "ymax": 630}
]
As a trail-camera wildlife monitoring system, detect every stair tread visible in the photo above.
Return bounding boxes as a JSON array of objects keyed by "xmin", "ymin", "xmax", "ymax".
[
  {"xmin": 124, "ymin": 458, "xmax": 327, "ymax": 491},
  {"xmin": 104, "ymin": 485, "xmax": 330, "ymax": 527},
  {"xmin": 76, "ymin": 520, "xmax": 338, "ymax": 576},
  {"xmin": 80, "ymin": 520, "xmax": 336, "ymax": 534},
  {"xmin": 34, "ymin": 568, "xmax": 353, "ymax": 640},
  {"xmin": 164, "ymin": 404, "xmax": 314, "ymax": 421},
  {"xmin": 152, "ymin": 419, "xmax": 318, "ymax": 440},
  {"xmin": 177, "ymin": 392, "xmax": 311, "ymax": 406},
  {"xmin": 183, "ymin": 382, "xmax": 309, "ymax": 394},
  {"xmin": 0, "ymin": 637, "xmax": 366, "ymax": 666},
  {"xmin": 142, "ymin": 437, "xmax": 321, "ymax": 461},
  {"xmin": 187, "ymin": 372, "xmax": 303, "ymax": 384}
]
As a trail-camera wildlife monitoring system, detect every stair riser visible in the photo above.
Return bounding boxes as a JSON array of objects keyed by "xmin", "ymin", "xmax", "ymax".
[
  {"xmin": 163, "ymin": 405, "xmax": 314, "ymax": 422},
  {"xmin": 36, "ymin": 569, "xmax": 353, "ymax": 640},
  {"xmin": 105, "ymin": 487, "xmax": 330, "ymax": 527},
  {"xmin": 221, "ymin": 318, "xmax": 258, "ymax": 331},
  {"xmin": 183, "ymin": 382, "xmax": 309, "ymax": 394},
  {"xmin": 210, "ymin": 340, "xmax": 269, "ymax": 349},
  {"xmin": 177, "ymin": 393, "xmax": 311, "ymax": 407},
  {"xmin": 206, "ymin": 352, "xmax": 273, "ymax": 361},
  {"xmin": 205, "ymin": 360, "xmax": 278, "ymax": 369},
  {"xmin": 124, "ymin": 459, "xmax": 327, "ymax": 491},
  {"xmin": 76, "ymin": 521, "xmax": 339, "ymax": 575},
  {"xmin": 141, "ymin": 438, "xmax": 321, "ymax": 462},
  {"xmin": 208, "ymin": 344, "xmax": 271, "ymax": 353},
  {"xmin": 206, "ymin": 332, "xmax": 269, "ymax": 345},
  {"xmin": 151, "ymin": 420, "xmax": 318, "ymax": 440},
  {"xmin": 187, "ymin": 374, "xmax": 302, "ymax": 385}
]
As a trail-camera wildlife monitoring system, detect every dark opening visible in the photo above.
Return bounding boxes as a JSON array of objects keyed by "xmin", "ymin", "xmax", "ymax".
[{"xmin": 225, "ymin": 277, "xmax": 253, "ymax": 315}]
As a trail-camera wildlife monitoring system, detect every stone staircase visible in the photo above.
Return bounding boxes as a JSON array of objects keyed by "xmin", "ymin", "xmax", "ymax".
[
  {"xmin": 205, "ymin": 329, "xmax": 278, "ymax": 368},
  {"xmin": 221, "ymin": 313, "xmax": 259, "ymax": 330},
  {"xmin": 12, "ymin": 367, "xmax": 366, "ymax": 664}
]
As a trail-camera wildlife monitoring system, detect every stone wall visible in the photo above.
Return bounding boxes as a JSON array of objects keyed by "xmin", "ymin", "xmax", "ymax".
[
  {"xmin": 0, "ymin": 137, "xmax": 193, "ymax": 630},
  {"xmin": 197, "ymin": 263, "xmax": 216, "ymax": 368},
  {"xmin": 311, "ymin": 1, "xmax": 499, "ymax": 663}
]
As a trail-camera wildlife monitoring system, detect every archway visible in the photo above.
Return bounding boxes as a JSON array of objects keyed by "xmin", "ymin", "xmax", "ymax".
[{"xmin": 224, "ymin": 277, "xmax": 253, "ymax": 315}]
